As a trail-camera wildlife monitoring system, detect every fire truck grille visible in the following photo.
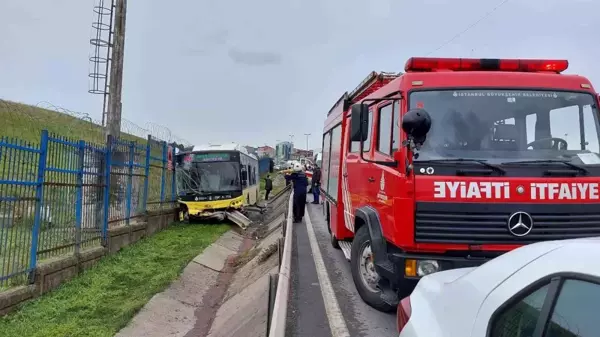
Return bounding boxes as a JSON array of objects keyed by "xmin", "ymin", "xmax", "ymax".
[{"xmin": 415, "ymin": 202, "xmax": 600, "ymax": 245}]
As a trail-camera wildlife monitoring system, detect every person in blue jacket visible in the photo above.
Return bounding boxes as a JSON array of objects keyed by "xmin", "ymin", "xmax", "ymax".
[{"xmin": 285, "ymin": 163, "xmax": 309, "ymax": 223}]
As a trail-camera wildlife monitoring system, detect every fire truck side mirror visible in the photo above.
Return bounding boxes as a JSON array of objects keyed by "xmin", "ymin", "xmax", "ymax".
[
  {"xmin": 402, "ymin": 108, "xmax": 432, "ymax": 145},
  {"xmin": 350, "ymin": 104, "xmax": 369, "ymax": 142}
]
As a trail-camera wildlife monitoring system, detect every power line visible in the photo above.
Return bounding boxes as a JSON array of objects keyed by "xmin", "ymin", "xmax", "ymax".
[{"xmin": 426, "ymin": 0, "xmax": 511, "ymax": 56}]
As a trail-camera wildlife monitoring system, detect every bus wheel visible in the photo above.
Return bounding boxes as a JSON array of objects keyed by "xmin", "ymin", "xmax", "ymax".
[
  {"xmin": 179, "ymin": 208, "xmax": 190, "ymax": 224},
  {"xmin": 350, "ymin": 225, "xmax": 395, "ymax": 312}
]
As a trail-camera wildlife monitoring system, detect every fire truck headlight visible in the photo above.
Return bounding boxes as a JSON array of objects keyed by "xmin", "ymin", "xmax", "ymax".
[{"xmin": 416, "ymin": 260, "xmax": 440, "ymax": 277}]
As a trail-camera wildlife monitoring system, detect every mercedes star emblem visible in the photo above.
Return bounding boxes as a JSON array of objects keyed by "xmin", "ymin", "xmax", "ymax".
[{"xmin": 507, "ymin": 211, "xmax": 534, "ymax": 237}]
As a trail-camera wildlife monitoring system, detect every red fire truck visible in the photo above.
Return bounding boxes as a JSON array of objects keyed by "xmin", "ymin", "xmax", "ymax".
[{"xmin": 320, "ymin": 58, "xmax": 600, "ymax": 312}]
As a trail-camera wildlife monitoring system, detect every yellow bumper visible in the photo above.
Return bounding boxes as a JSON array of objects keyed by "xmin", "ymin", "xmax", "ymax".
[{"xmin": 179, "ymin": 195, "xmax": 244, "ymax": 217}]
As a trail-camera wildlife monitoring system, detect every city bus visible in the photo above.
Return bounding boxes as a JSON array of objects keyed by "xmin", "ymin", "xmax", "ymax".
[{"xmin": 175, "ymin": 143, "xmax": 259, "ymax": 221}]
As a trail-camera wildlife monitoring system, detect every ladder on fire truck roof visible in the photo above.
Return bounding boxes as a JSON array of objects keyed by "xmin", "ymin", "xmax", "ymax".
[
  {"xmin": 327, "ymin": 71, "xmax": 401, "ymax": 116},
  {"xmin": 348, "ymin": 71, "xmax": 402, "ymax": 103}
]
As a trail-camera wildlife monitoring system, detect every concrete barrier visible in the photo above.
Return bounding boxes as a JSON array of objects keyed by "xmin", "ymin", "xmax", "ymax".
[
  {"xmin": 200, "ymin": 189, "xmax": 291, "ymax": 337},
  {"xmin": 267, "ymin": 191, "xmax": 294, "ymax": 337}
]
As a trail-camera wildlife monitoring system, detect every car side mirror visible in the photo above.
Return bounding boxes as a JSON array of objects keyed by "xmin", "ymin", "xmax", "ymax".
[
  {"xmin": 350, "ymin": 103, "xmax": 369, "ymax": 142},
  {"xmin": 241, "ymin": 170, "xmax": 248, "ymax": 181}
]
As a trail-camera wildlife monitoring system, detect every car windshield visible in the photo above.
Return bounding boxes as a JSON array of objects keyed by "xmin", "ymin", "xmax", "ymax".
[
  {"xmin": 176, "ymin": 160, "xmax": 241, "ymax": 194},
  {"xmin": 409, "ymin": 90, "xmax": 600, "ymax": 165}
]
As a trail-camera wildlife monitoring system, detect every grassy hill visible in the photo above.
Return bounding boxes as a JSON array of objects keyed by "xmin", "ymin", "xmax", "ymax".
[
  {"xmin": 0, "ymin": 99, "xmax": 171, "ymax": 211},
  {"xmin": 0, "ymin": 100, "xmax": 144, "ymax": 145}
]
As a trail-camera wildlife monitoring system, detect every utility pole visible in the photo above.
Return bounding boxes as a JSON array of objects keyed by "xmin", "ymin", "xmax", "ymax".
[
  {"xmin": 99, "ymin": 0, "xmax": 128, "ymax": 232},
  {"xmin": 105, "ymin": 0, "xmax": 128, "ymax": 139},
  {"xmin": 289, "ymin": 134, "xmax": 294, "ymax": 147},
  {"xmin": 304, "ymin": 133, "xmax": 311, "ymax": 150}
]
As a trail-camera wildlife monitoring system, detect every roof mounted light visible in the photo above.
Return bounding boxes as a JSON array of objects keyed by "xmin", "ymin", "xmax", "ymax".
[{"xmin": 404, "ymin": 57, "xmax": 569, "ymax": 73}]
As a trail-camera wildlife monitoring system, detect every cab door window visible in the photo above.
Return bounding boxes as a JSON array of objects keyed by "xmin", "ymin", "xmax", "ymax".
[
  {"xmin": 392, "ymin": 101, "xmax": 401, "ymax": 152},
  {"xmin": 377, "ymin": 104, "xmax": 393, "ymax": 156}
]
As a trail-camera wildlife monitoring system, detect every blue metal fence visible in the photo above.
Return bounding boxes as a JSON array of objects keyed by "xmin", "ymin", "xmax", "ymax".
[{"xmin": 0, "ymin": 130, "xmax": 177, "ymax": 288}]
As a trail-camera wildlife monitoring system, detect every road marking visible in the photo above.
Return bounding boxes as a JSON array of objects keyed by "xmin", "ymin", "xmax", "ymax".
[{"xmin": 305, "ymin": 206, "xmax": 351, "ymax": 337}]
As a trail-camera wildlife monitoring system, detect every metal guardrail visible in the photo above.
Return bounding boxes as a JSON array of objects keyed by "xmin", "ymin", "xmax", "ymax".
[{"xmin": 267, "ymin": 191, "xmax": 294, "ymax": 337}]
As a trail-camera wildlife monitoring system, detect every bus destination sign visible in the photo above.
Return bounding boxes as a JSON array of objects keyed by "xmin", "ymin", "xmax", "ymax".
[{"xmin": 193, "ymin": 153, "xmax": 231, "ymax": 162}]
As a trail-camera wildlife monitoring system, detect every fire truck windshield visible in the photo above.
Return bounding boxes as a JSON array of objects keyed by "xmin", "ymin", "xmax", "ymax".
[{"xmin": 409, "ymin": 89, "xmax": 600, "ymax": 165}]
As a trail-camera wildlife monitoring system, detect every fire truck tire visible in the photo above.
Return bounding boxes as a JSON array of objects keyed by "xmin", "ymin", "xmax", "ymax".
[{"xmin": 350, "ymin": 225, "xmax": 395, "ymax": 312}]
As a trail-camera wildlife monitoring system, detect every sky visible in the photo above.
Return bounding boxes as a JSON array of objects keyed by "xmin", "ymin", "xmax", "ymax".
[{"xmin": 0, "ymin": 0, "xmax": 598, "ymax": 151}]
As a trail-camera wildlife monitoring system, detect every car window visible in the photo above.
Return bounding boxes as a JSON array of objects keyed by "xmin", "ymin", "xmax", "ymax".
[
  {"xmin": 490, "ymin": 283, "xmax": 550, "ymax": 337},
  {"xmin": 544, "ymin": 279, "xmax": 600, "ymax": 337}
]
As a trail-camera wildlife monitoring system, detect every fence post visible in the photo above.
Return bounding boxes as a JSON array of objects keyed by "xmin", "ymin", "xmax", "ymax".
[
  {"xmin": 75, "ymin": 140, "xmax": 85, "ymax": 257},
  {"xmin": 102, "ymin": 136, "xmax": 113, "ymax": 246},
  {"xmin": 29, "ymin": 130, "xmax": 48, "ymax": 282},
  {"xmin": 170, "ymin": 144, "xmax": 176, "ymax": 207},
  {"xmin": 126, "ymin": 141, "xmax": 135, "ymax": 226},
  {"xmin": 142, "ymin": 135, "xmax": 151, "ymax": 213},
  {"xmin": 160, "ymin": 141, "xmax": 167, "ymax": 209}
]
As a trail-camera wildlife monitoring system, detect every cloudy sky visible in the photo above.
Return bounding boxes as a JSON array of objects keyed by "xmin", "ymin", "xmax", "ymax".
[{"xmin": 0, "ymin": 0, "xmax": 598, "ymax": 150}]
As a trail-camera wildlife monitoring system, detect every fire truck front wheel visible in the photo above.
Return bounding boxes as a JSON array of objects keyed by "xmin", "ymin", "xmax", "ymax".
[{"xmin": 350, "ymin": 225, "xmax": 395, "ymax": 312}]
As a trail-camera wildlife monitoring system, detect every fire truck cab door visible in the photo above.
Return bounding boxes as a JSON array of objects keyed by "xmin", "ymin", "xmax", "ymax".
[
  {"xmin": 346, "ymin": 110, "xmax": 375, "ymax": 218},
  {"xmin": 371, "ymin": 102, "xmax": 400, "ymax": 240}
]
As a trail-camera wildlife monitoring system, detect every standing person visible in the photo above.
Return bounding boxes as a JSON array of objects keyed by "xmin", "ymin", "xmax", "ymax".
[
  {"xmin": 311, "ymin": 165, "xmax": 321, "ymax": 204},
  {"xmin": 285, "ymin": 163, "xmax": 308, "ymax": 223},
  {"xmin": 264, "ymin": 174, "xmax": 273, "ymax": 201}
]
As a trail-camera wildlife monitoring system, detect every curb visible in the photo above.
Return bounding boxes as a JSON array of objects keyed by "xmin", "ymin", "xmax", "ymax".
[{"xmin": 267, "ymin": 191, "xmax": 294, "ymax": 337}]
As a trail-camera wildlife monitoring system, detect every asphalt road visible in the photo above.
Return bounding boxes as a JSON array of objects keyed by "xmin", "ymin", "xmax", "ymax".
[{"xmin": 285, "ymin": 195, "xmax": 397, "ymax": 337}]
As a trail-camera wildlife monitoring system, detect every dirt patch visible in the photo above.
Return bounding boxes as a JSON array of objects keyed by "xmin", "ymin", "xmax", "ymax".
[
  {"xmin": 257, "ymin": 243, "xmax": 277, "ymax": 264},
  {"xmin": 184, "ymin": 236, "xmax": 254, "ymax": 337},
  {"xmin": 231, "ymin": 247, "xmax": 260, "ymax": 269}
]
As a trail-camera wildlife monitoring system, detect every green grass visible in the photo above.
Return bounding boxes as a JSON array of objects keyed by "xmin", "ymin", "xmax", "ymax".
[{"xmin": 0, "ymin": 223, "xmax": 229, "ymax": 337}]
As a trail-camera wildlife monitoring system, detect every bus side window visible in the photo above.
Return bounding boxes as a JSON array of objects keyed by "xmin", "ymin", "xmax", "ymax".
[{"xmin": 241, "ymin": 166, "xmax": 248, "ymax": 187}]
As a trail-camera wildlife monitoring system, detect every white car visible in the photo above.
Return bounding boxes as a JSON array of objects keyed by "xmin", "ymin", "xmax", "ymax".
[{"xmin": 398, "ymin": 237, "xmax": 600, "ymax": 337}]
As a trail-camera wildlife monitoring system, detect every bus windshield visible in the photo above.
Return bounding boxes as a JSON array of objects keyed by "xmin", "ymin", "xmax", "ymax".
[
  {"xmin": 176, "ymin": 160, "xmax": 241, "ymax": 194},
  {"xmin": 409, "ymin": 90, "xmax": 600, "ymax": 165}
]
